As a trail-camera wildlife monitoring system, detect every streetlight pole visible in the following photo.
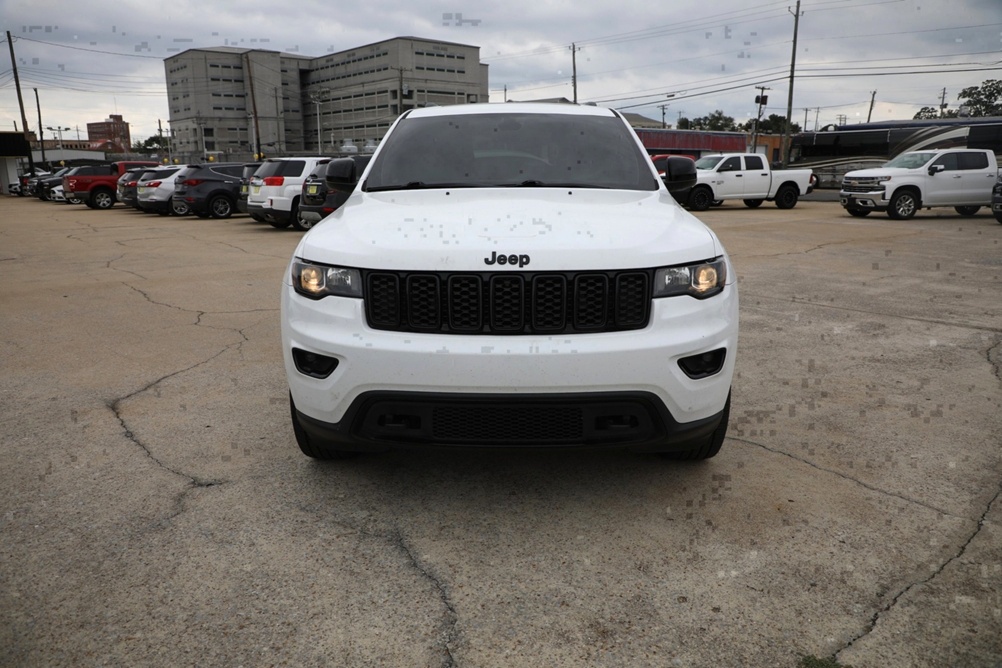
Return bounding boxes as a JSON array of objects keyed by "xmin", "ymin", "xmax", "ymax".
[{"xmin": 46, "ymin": 126, "xmax": 69, "ymax": 163}]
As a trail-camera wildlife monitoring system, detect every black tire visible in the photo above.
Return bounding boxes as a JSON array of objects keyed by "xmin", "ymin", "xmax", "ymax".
[
  {"xmin": 687, "ymin": 186, "xmax": 714, "ymax": 211},
  {"xmin": 171, "ymin": 199, "xmax": 189, "ymax": 216},
  {"xmin": 90, "ymin": 189, "xmax": 115, "ymax": 209},
  {"xmin": 846, "ymin": 207, "xmax": 871, "ymax": 218},
  {"xmin": 66, "ymin": 196, "xmax": 82, "ymax": 205},
  {"xmin": 774, "ymin": 184, "xmax": 799, "ymax": 209},
  {"xmin": 208, "ymin": 195, "xmax": 234, "ymax": 219},
  {"xmin": 887, "ymin": 189, "xmax": 919, "ymax": 220},
  {"xmin": 954, "ymin": 206, "xmax": 980, "ymax": 216},
  {"xmin": 660, "ymin": 392, "xmax": 731, "ymax": 461},
  {"xmin": 995, "ymin": 212, "xmax": 1002, "ymax": 224},
  {"xmin": 291, "ymin": 206, "xmax": 315, "ymax": 232},
  {"xmin": 711, "ymin": 200, "xmax": 723, "ymax": 207},
  {"xmin": 743, "ymin": 199, "xmax": 764, "ymax": 208},
  {"xmin": 289, "ymin": 394, "xmax": 357, "ymax": 460}
]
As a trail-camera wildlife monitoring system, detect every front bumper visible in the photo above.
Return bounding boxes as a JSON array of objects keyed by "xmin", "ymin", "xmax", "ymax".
[
  {"xmin": 839, "ymin": 190, "xmax": 889, "ymax": 211},
  {"xmin": 282, "ymin": 281, "xmax": 738, "ymax": 451}
]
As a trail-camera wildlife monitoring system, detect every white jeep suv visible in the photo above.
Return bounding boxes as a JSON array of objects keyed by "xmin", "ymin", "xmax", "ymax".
[{"xmin": 281, "ymin": 103, "xmax": 738, "ymax": 460}]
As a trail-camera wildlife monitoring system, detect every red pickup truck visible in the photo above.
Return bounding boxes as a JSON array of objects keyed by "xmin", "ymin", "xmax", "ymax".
[{"xmin": 64, "ymin": 160, "xmax": 159, "ymax": 209}]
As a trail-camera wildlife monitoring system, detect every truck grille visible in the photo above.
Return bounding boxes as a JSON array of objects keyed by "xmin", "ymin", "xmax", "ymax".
[
  {"xmin": 841, "ymin": 178, "xmax": 885, "ymax": 194},
  {"xmin": 364, "ymin": 270, "xmax": 651, "ymax": 335}
]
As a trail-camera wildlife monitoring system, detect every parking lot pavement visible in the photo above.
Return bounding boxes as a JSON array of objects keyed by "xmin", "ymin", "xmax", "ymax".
[{"xmin": 1, "ymin": 196, "xmax": 999, "ymax": 667}]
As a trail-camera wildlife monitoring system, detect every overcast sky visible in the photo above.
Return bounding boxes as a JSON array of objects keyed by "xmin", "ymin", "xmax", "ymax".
[{"xmin": 2, "ymin": 0, "xmax": 1000, "ymax": 143}]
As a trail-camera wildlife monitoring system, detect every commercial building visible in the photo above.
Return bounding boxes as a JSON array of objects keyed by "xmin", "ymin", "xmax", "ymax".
[
  {"xmin": 164, "ymin": 37, "xmax": 489, "ymax": 161},
  {"xmin": 86, "ymin": 114, "xmax": 132, "ymax": 153}
]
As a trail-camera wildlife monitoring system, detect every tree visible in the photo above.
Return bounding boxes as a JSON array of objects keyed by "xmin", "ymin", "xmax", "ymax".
[
  {"xmin": 686, "ymin": 110, "xmax": 739, "ymax": 131},
  {"xmin": 740, "ymin": 114, "xmax": 800, "ymax": 134},
  {"xmin": 913, "ymin": 106, "xmax": 941, "ymax": 119},
  {"xmin": 132, "ymin": 134, "xmax": 170, "ymax": 154},
  {"xmin": 956, "ymin": 79, "xmax": 1002, "ymax": 117}
]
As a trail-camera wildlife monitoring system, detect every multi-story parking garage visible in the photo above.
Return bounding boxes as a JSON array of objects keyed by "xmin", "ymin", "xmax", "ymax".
[{"xmin": 164, "ymin": 37, "xmax": 489, "ymax": 161}]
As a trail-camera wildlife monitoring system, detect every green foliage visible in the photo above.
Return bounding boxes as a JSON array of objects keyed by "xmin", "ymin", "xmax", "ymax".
[
  {"xmin": 741, "ymin": 113, "xmax": 801, "ymax": 134},
  {"xmin": 956, "ymin": 79, "xmax": 1002, "ymax": 117},
  {"xmin": 686, "ymin": 110, "xmax": 739, "ymax": 131},
  {"xmin": 132, "ymin": 134, "xmax": 171, "ymax": 153}
]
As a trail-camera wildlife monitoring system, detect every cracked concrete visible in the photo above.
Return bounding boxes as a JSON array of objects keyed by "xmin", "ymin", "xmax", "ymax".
[{"xmin": 1, "ymin": 197, "xmax": 1000, "ymax": 667}]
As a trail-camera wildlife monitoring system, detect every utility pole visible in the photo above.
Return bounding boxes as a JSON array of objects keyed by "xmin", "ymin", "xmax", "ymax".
[
  {"xmin": 309, "ymin": 88, "xmax": 328, "ymax": 152},
  {"xmin": 33, "ymin": 88, "xmax": 46, "ymax": 164},
  {"xmin": 657, "ymin": 104, "xmax": 670, "ymax": 128},
  {"xmin": 939, "ymin": 87, "xmax": 948, "ymax": 117},
  {"xmin": 781, "ymin": 0, "xmax": 801, "ymax": 167},
  {"xmin": 867, "ymin": 90, "xmax": 877, "ymax": 123},
  {"xmin": 751, "ymin": 86, "xmax": 770, "ymax": 154},
  {"xmin": 243, "ymin": 52, "xmax": 262, "ymax": 158},
  {"xmin": 569, "ymin": 43, "xmax": 581, "ymax": 104},
  {"xmin": 6, "ymin": 31, "xmax": 35, "ymax": 175}
]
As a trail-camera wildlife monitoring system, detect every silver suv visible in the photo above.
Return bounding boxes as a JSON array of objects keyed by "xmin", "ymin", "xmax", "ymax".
[{"xmin": 246, "ymin": 157, "xmax": 328, "ymax": 228}]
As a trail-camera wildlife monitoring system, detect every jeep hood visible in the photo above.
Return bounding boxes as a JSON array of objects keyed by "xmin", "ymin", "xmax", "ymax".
[{"xmin": 294, "ymin": 188, "xmax": 721, "ymax": 272}]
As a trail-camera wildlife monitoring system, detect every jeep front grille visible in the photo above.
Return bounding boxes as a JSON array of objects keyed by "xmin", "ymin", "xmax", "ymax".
[{"xmin": 364, "ymin": 270, "xmax": 651, "ymax": 335}]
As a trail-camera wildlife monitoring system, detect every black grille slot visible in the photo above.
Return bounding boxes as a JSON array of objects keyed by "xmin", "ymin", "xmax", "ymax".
[
  {"xmin": 367, "ymin": 274, "xmax": 400, "ymax": 327},
  {"xmin": 432, "ymin": 405, "xmax": 583, "ymax": 443},
  {"xmin": 406, "ymin": 275, "xmax": 440, "ymax": 330},
  {"xmin": 363, "ymin": 270, "xmax": 651, "ymax": 335},
  {"xmin": 490, "ymin": 276, "xmax": 524, "ymax": 331}
]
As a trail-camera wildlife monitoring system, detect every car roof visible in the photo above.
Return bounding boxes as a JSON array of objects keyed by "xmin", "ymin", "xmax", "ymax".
[{"xmin": 405, "ymin": 102, "xmax": 618, "ymax": 120}]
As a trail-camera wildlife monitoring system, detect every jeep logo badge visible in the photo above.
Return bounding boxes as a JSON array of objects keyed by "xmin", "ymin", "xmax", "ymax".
[{"xmin": 484, "ymin": 251, "xmax": 530, "ymax": 268}]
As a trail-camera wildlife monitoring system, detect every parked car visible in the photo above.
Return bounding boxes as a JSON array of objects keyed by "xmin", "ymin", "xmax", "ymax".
[
  {"xmin": 49, "ymin": 184, "xmax": 82, "ymax": 204},
  {"xmin": 840, "ymin": 148, "xmax": 1000, "ymax": 219},
  {"xmin": 281, "ymin": 103, "xmax": 737, "ymax": 461},
  {"xmin": 18, "ymin": 169, "xmax": 50, "ymax": 196},
  {"xmin": 236, "ymin": 162, "xmax": 262, "ymax": 214},
  {"xmin": 689, "ymin": 153, "xmax": 814, "ymax": 210},
  {"xmin": 247, "ymin": 157, "xmax": 328, "ymax": 228},
  {"xmin": 116, "ymin": 167, "xmax": 152, "ymax": 210},
  {"xmin": 64, "ymin": 160, "xmax": 159, "ymax": 209},
  {"xmin": 35, "ymin": 168, "xmax": 73, "ymax": 200},
  {"xmin": 136, "ymin": 167, "xmax": 187, "ymax": 215},
  {"xmin": 172, "ymin": 162, "xmax": 245, "ymax": 219}
]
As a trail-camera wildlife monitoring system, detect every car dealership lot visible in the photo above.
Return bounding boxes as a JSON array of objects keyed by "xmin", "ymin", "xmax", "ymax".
[{"xmin": 1, "ymin": 196, "xmax": 999, "ymax": 667}]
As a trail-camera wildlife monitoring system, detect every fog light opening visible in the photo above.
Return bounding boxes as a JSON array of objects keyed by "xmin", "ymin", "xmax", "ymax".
[
  {"xmin": 678, "ymin": 349, "xmax": 726, "ymax": 379},
  {"xmin": 292, "ymin": 348, "xmax": 339, "ymax": 379}
]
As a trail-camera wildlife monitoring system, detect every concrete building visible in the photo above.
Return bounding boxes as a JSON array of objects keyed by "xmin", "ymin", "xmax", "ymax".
[{"xmin": 164, "ymin": 37, "xmax": 489, "ymax": 162}]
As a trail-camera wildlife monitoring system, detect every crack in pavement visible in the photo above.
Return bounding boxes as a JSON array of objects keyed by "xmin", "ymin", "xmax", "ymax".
[
  {"xmin": 392, "ymin": 530, "xmax": 460, "ymax": 668},
  {"xmin": 730, "ymin": 437, "xmax": 959, "ymax": 519},
  {"xmin": 834, "ymin": 486, "xmax": 1002, "ymax": 663}
]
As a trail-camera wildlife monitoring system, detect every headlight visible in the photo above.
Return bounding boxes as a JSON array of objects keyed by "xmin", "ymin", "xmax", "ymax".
[
  {"xmin": 291, "ymin": 260, "xmax": 362, "ymax": 299},
  {"xmin": 875, "ymin": 176, "xmax": 892, "ymax": 183},
  {"xmin": 653, "ymin": 258, "xmax": 727, "ymax": 299}
]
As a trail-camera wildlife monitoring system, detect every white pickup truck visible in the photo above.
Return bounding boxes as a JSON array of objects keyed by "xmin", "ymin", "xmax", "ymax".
[
  {"xmin": 840, "ymin": 148, "xmax": 1000, "ymax": 219},
  {"xmin": 687, "ymin": 153, "xmax": 815, "ymax": 211}
]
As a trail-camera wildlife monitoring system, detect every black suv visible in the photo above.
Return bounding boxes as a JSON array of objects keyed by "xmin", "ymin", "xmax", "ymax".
[
  {"xmin": 236, "ymin": 162, "xmax": 262, "ymax": 215},
  {"xmin": 297, "ymin": 155, "xmax": 369, "ymax": 231},
  {"xmin": 117, "ymin": 167, "xmax": 153, "ymax": 210},
  {"xmin": 173, "ymin": 162, "xmax": 245, "ymax": 219},
  {"xmin": 35, "ymin": 168, "xmax": 73, "ymax": 200}
]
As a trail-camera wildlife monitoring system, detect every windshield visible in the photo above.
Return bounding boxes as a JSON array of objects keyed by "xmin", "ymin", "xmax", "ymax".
[
  {"xmin": 364, "ymin": 112, "xmax": 659, "ymax": 191},
  {"xmin": 694, "ymin": 156, "xmax": 724, "ymax": 170},
  {"xmin": 883, "ymin": 152, "xmax": 935, "ymax": 169}
]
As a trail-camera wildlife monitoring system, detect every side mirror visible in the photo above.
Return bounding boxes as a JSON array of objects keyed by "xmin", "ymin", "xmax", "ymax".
[
  {"xmin": 662, "ymin": 156, "xmax": 697, "ymax": 195},
  {"xmin": 928, "ymin": 164, "xmax": 946, "ymax": 176},
  {"xmin": 325, "ymin": 158, "xmax": 362, "ymax": 191}
]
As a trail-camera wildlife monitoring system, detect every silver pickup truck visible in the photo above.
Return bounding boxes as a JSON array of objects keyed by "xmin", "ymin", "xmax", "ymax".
[{"xmin": 840, "ymin": 148, "xmax": 1000, "ymax": 220}]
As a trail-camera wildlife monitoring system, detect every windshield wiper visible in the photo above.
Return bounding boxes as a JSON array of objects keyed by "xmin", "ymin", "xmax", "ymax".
[{"xmin": 366, "ymin": 181, "xmax": 478, "ymax": 192}]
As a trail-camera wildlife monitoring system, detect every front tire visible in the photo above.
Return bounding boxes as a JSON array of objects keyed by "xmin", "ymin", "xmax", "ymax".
[
  {"xmin": 687, "ymin": 186, "xmax": 714, "ymax": 211},
  {"xmin": 660, "ymin": 393, "xmax": 730, "ymax": 461},
  {"xmin": 290, "ymin": 394, "xmax": 357, "ymax": 460},
  {"xmin": 171, "ymin": 199, "xmax": 189, "ymax": 216},
  {"xmin": 954, "ymin": 206, "xmax": 980, "ymax": 216},
  {"xmin": 888, "ymin": 189, "xmax": 919, "ymax": 220},
  {"xmin": 846, "ymin": 207, "xmax": 871, "ymax": 218},
  {"xmin": 774, "ymin": 184, "xmax": 799, "ymax": 209},
  {"xmin": 743, "ymin": 199, "xmax": 764, "ymax": 208}
]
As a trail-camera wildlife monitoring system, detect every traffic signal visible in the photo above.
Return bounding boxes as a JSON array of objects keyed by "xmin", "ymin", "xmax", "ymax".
[{"xmin": 755, "ymin": 95, "xmax": 768, "ymax": 105}]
